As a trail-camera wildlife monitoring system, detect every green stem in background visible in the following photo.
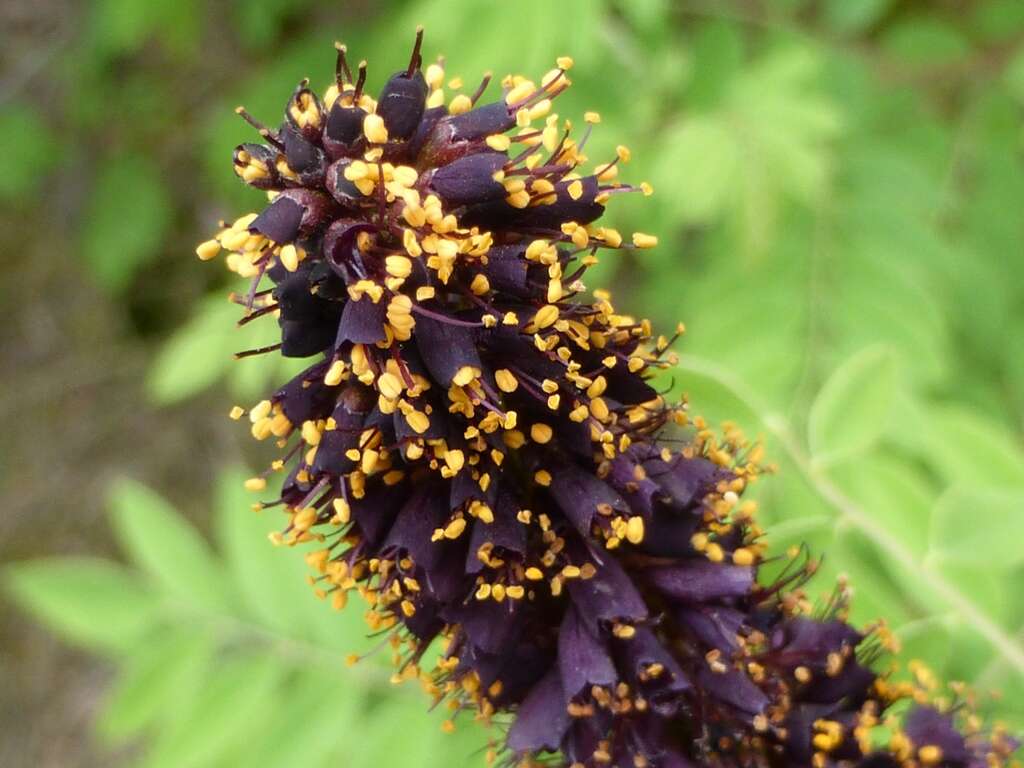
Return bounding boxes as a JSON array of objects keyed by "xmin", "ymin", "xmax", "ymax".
[{"xmin": 675, "ymin": 355, "xmax": 1024, "ymax": 679}]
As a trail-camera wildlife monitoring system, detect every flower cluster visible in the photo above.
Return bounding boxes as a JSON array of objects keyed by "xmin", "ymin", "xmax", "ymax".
[{"xmin": 197, "ymin": 31, "xmax": 1019, "ymax": 768}]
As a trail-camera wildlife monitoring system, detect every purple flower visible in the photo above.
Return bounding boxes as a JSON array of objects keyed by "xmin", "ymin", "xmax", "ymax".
[{"xmin": 198, "ymin": 31, "xmax": 1018, "ymax": 768}]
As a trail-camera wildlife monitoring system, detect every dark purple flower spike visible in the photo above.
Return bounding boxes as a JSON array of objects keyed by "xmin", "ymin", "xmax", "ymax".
[{"xmin": 198, "ymin": 31, "xmax": 1019, "ymax": 768}]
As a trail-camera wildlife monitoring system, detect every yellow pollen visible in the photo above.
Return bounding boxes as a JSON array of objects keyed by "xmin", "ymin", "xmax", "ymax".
[
  {"xmin": 732, "ymin": 548, "xmax": 756, "ymax": 566},
  {"xmin": 495, "ymin": 369, "xmax": 518, "ymax": 393},
  {"xmin": 377, "ymin": 372, "xmax": 403, "ymax": 400},
  {"xmin": 632, "ymin": 232, "xmax": 658, "ymax": 249},
  {"xmin": 279, "ymin": 244, "xmax": 302, "ymax": 272},
  {"xmin": 449, "ymin": 94, "xmax": 472, "ymax": 114},
  {"xmin": 363, "ymin": 113, "xmax": 388, "ymax": 144},
  {"xmin": 625, "ymin": 516, "xmax": 645, "ymax": 544},
  {"xmin": 485, "ymin": 134, "xmax": 511, "ymax": 152},
  {"xmin": 196, "ymin": 239, "xmax": 221, "ymax": 260},
  {"xmin": 534, "ymin": 304, "xmax": 560, "ymax": 329},
  {"xmin": 531, "ymin": 423, "xmax": 553, "ymax": 444},
  {"xmin": 244, "ymin": 477, "xmax": 267, "ymax": 492}
]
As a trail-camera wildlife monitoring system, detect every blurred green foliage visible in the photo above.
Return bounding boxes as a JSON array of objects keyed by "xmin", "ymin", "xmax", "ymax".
[
  {"xmin": 7, "ymin": 471, "xmax": 490, "ymax": 767},
  {"xmin": 5, "ymin": 0, "xmax": 1024, "ymax": 764}
]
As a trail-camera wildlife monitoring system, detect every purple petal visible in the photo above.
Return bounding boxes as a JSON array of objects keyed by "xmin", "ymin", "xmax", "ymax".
[
  {"xmin": 506, "ymin": 667, "xmax": 569, "ymax": 754},
  {"xmin": 250, "ymin": 194, "xmax": 304, "ymax": 243},
  {"xmin": 549, "ymin": 463, "xmax": 629, "ymax": 536},
  {"xmin": 646, "ymin": 560, "xmax": 754, "ymax": 602},
  {"xmin": 429, "ymin": 151, "xmax": 507, "ymax": 206},
  {"xmin": 567, "ymin": 553, "xmax": 648, "ymax": 630},
  {"xmin": 336, "ymin": 297, "xmax": 387, "ymax": 344},
  {"xmin": 904, "ymin": 707, "xmax": 969, "ymax": 763},
  {"xmin": 558, "ymin": 606, "xmax": 618, "ymax": 701},
  {"xmin": 696, "ymin": 665, "xmax": 768, "ymax": 718},
  {"xmin": 413, "ymin": 313, "xmax": 482, "ymax": 385}
]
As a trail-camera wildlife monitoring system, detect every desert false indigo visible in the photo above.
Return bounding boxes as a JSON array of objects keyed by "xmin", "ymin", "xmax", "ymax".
[{"xmin": 197, "ymin": 30, "xmax": 1020, "ymax": 768}]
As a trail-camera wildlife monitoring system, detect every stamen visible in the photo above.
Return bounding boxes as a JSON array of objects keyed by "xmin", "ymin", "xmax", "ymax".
[
  {"xmin": 334, "ymin": 41, "xmax": 353, "ymax": 84},
  {"xmin": 470, "ymin": 72, "xmax": 492, "ymax": 106},
  {"xmin": 354, "ymin": 60, "xmax": 368, "ymax": 100},
  {"xmin": 407, "ymin": 26, "xmax": 425, "ymax": 77},
  {"xmin": 234, "ymin": 342, "xmax": 283, "ymax": 359}
]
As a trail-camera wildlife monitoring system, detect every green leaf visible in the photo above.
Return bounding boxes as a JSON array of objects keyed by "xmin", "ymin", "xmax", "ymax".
[
  {"xmin": 89, "ymin": 0, "xmax": 199, "ymax": 58},
  {"xmin": 0, "ymin": 104, "xmax": 60, "ymax": 202},
  {"xmin": 140, "ymin": 651, "xmax": 284, "ymax": 768},
  {"xmin": 686, "ymin": 20, "xmax": 744, "ymax": 110},
  {"xmin": 823, "ymin": 0, "xmax": 893, "ymax": 34},
  {"xmin": 81, "ymin": 154, "xmax": 172, "ymax": 292},
  {"xmin": 99, "ymin": 629, "xmax": 216, "ymax": 743},
  {"xmin": 929, "ymin": 486, "xmax": 1024, "ymax": 569},
  {"xmin": 214, "ymin": 469, "xmax": 327, "ymax": 638},
  {"xmin": 347, "ymin": 695, "xmax": 481, "ymax": 768},
  {"xmin": 904, "ymin": 403, "xmax": 1024, "ymax": 488},
  {"xmin": 654, "ymin": 116, "xmax": 738, "ymax": 225},
  {"xmin": 5, "ymin": 558, "xmax": 158, "ymax": 652},
  {"xmin": 1004, "ymin": 48, "xmax": 1024, "ymax": 104},
  {"xmin": 239, "ymin": 669, "xmax": 360, "ymax": 768},
  {"xmin": 881, "ymin": 18, "xmax": 970, "ymax": 68},
  {"xmin": 829, "ymin": 454, "xmax": 936, "ymax": 558},
  {"xmin": 146, "ymin": 295, "xmax": 239, "ymax": 404},
  {"xmin": 148, "ymin": 291, "xmax": 294, "ymax": 404},
  {"xmin": 808, "ymin": 345, "xmax": 897, "ymax": 464},
  {"xmin": 108, "ymin": 478, "xmax": 230, "ymax": 611}
]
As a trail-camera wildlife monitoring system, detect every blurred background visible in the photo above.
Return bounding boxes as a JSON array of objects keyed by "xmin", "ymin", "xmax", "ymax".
[{"xmin": 3, "ymin": 0, "xmax": 1024, "ymax": 766}]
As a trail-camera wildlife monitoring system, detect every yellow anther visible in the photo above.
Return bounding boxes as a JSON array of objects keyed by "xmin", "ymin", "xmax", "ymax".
[
  {"xmin": 534, "ymin": 304, "xmax": 559, "ymax": 329},
  {"xmin": 525, "ymin": 567, "xmax": 544, "ymax": 581},
  {"xmin": 705, "ymin": 542, "xmax": 724, "ymax": 562},
  {"xmin": 732, "ymin": 548, "xmax": 756, "ymax": 566},
  {"xmin": 249, "ymin": 399, "xmax": 272, "ymax": 422},
  {"xmin": 363, "ymin": 113, "xmax": 388, "ymax": 144},
  {"xmin": 444, "ymin": 517, "xmax": 467, "ymax": 539},
  {"xmin": 279, "ymin": 244, "xmax": 302, "ymax": 272},
  {"xmin": 584, "ymin": 111, "xmax": 601, "ymax": 124},
  {"xmin": 449, "ymin": 94, "xmax": 472, "ymax": 114},
  {"xmin": 332, "ymin": 498, "xmax": 351, "ymax": 524},
  {"xmin": 301, "ymin": 420, "xmax": 322, "ymax": 446},
  {"xmin": 485, "ymin": 134, "xmax": 511, "ymax": 152},
  {"xmin": 445, "ymin": 449, "xmax": 465, "ymax": 472},
  {"xmin": 229, "ymin": 406, "xmax": 245, "ymax": 420},
  {"xmin": 505, "ymin": 80, "xmax": 535, "ymax": 105},
  {"xmin": 531, "ymin": 423, "xmax": 553, "ymax": 444},
  {"xmin": 919, "ymin": 746, "xmax": 944, "ymax": 766},
  {"xmin": 566, "ymin": 180, "xmax": 584, "ymax": 200},
  {"xmin": 377, "ymin": 372, "xmax": 403, "ymax": 400},
  {"xmin": 495, "ymin": 369, "xmax": 518, "ymax": 393},
  {"xmin": 425, "ymin": 63, "xmax": 445, "ymax": 89},
  {"xmin": 470, "ymin": 274, "xmax": 490, "ymax": 295},
  {"xmin": 556, "ymin": 56, "xmax": 574, "ymax": 70},
  {"xmin": 325, "ymin": 359, "xmax": 347, "ymax": 386},
  {"xmin": 385, "ymin": 255, "xmax": 412, "ymax": 278},
  {"xmin": 625, "ymin": 516, "xmax": 645, "ymax": 545},
  {"xmin": 632, "ymin": 232, "xmax": 658, "ymax": 249},
  {"xmin": 405, "ymin": 409, "xmax": 430, "ymax": 434},
  {"xmin": 196, "ymin": 239, "xmax": 221, "ymax": 260},
  {"xmin": 244, "ymin": 477, "xmax": 267, "ymax": 492}
]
